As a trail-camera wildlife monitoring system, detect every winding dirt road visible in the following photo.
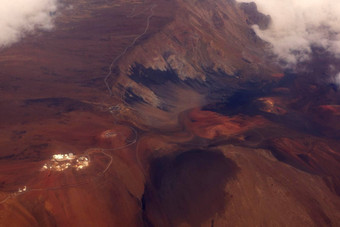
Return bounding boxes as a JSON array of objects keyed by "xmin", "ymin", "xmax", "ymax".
[
  {"xmin": 0, "ymin": 2, "xmax": 155, "ymax": 206},
  {"xmin": 104, "ymin": 4, "xmax": 156, "ymax": 96}
]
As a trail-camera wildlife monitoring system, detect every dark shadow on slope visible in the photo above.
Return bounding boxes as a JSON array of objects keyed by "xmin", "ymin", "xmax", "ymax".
[{"xmin": 142, "ymin": 149, "xmax": 239, "ymax": 227}]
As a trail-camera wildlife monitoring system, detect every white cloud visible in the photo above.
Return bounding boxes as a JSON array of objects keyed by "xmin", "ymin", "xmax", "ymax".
[
  {"xmin": 238, "ymin": 0, "xmax": 340, "ymax": 66},
  {"xmin": 334, "ymin": 72, "xmax": 340, "ymax": 86},
  {"xmin": 0, "ymin": 0, "xmax": 59, "ymax": 48}
]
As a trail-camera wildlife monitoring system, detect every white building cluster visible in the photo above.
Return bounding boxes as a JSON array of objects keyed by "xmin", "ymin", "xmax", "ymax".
[
  {"xmin": 75, "ymin": 156, "xmax": 89, "ymax": 170},
  {"xmin": 18, "ymin": 186, "xmax": 27, "ymax": 193},
  {"xmin": 52, "ymin": 153, "xmax": 75, "ymax": 161},
  {"xmin": 42, "ymin": 153, "xmax": 90, "ymax": 172}
]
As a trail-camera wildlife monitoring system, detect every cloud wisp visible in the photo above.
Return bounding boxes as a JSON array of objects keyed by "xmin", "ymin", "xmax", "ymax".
[
  {"xmin": 0, "ymin": 0, "xmax": 59, "ymax": 48},
  {"xmin": 238, "ymin": 0, "xmax": 340, "ymax": 66}
]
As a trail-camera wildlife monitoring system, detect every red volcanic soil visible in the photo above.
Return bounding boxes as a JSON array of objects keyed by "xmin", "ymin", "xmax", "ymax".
[
  {"xmin": 271, "ymin": 72, "xmax": 285, "ymax": 78},
  {"xmin": 0, "ymin": 0, "xmax": 172, "ymax": 225},
  {"xmin": 186, "ymin": 108, "xmax": 268, "ymax": 139},
  {"xmin": 266, "ymin": 137, "xmax": 340, "ymax": 175},
  {"xmin": 255, "ymin": 97, "xmax": 288, "ymax": 115},
  {"xmin": 0, "ymin": 0, "xmax": 340, "ymax": 226},
  {"xmin": 310, "ymin": 105, "xmax": 340, "ymax": 137},
  {"xmin": 0, "ymin": 122, "xmax": 145, "ymax": 226}
]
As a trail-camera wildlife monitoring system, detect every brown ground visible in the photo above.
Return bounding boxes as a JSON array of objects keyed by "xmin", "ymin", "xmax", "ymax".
[{"xmin": 0, "ymin": 0, "xmax": 340, "ymax": 226}]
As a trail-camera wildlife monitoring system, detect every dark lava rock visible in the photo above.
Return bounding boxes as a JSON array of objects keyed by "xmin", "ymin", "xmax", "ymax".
[{"xmin": 142, "ymin": 149, "xmax": 239, "ymax": 226}]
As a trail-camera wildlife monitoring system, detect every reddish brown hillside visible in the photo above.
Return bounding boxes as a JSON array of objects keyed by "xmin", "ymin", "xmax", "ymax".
[{"xmin": 0, "ymin": 0, "xmax": 339, "ymax": 226}]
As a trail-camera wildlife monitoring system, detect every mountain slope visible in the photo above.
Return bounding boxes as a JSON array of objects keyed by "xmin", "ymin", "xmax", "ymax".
[
  {"xmin": 0, "ymin": 0, "xmax": 339, "ymax": 226},
  {"xmin": 108, "ymin": 0, "xmax": 281, "ymax": 126}
]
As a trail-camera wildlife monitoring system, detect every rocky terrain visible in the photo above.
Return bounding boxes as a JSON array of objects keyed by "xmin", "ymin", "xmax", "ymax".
[{"xmin": 0, "ymin": 0, "xmax": 339, "ymax": 226}]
